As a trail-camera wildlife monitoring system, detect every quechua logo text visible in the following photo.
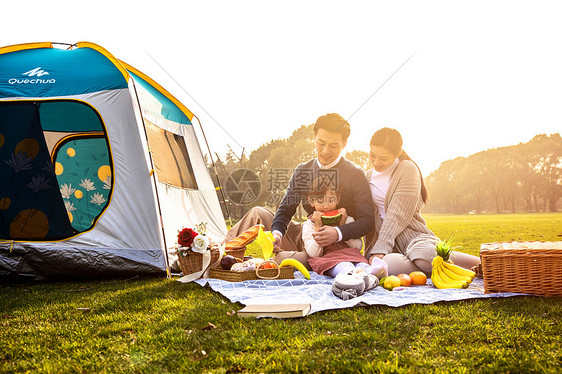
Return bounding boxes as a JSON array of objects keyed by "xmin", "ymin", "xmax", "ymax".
[{"xmin": 8, "ymin": 67, "xmax": 56, "ymax": 85}]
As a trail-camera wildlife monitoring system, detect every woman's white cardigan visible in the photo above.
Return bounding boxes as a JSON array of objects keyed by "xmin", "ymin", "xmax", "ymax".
[{"xmin": 364, "ymin": 160, "xmax": 435, "ymax": 258}]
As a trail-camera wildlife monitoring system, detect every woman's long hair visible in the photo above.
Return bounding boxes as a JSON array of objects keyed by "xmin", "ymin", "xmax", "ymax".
[{"xmin": 370, "ymin": 128, "xmax": 428, "ymax": 203}]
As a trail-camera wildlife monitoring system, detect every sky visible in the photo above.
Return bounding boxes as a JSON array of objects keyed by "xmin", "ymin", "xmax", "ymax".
[{"xmin": 2, "ymin": 1, "xmax": 561, "ymax": 176}]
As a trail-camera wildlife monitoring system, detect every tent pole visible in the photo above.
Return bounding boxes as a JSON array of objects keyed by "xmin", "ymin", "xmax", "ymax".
[
  {"xmin": 192, "ymin": 114, "xmax": 234, "ymax": 227},
  {"xmin": 129, "ymin": 79, "xmax": 171, "ymax": 279}
]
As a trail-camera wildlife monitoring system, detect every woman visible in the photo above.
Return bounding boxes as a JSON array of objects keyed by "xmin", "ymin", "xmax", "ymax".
[{"xmin": 364, "ymin": 128, "xmax": 480, "ymax": 275}]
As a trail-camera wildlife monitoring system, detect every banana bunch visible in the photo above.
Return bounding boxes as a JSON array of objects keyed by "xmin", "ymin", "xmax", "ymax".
[{"xmin": 431, "ymin": 256, "xmax": 476, "ymax": 289}]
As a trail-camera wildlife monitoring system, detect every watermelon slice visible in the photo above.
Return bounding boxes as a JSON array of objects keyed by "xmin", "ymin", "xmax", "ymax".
[{"xmin": 321, "ymin": 210, "xmax": 342, "ymax": 226}]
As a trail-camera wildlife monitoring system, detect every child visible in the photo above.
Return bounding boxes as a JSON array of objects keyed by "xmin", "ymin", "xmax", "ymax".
[{"xmin": 303, "ymin": 177, "xmax": 388, "ymax": 294}]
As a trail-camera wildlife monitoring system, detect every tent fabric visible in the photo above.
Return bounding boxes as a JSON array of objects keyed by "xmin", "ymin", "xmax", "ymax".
[
  {"xmin": 0, "ymin": 42, "xmax": 227, "ymax": 279},
  {"xmin": 153, "ymin": 121, "xmax": 227, "ymax": 242},
  {"xmin": 52, "ymin": 135, "xmax": 112, "ymax": 232},
  {"xmin": 39, "ymin": 100, "xmax": 105, "ymax": 132},
  {"xmin": 158, "ymin": 186, "xmax": 228, "ymax": 249},
  {"xmin": 120, "ymin": 60, "xmax": 193, "ymax": 122},
  {"xmin": 124, "ymin": 63, "xmax": 227, "ymax": 244},
  {"xmin": 129, "ymin": 70, "xmax": 191, "ymax": 125},
  {"xmin": 4, "ymin": 244, "xmax": 166, "ymax": 279},
  {"xmin": 145, "ymin": 120, "xmax": 198, "ymax": 189},
  {"xmin": 0, "ymin": 47, "xmax": 128, "ymax": 98},
  {"xmin": 62, "ymin": 89, "xmax": 162, "ymax": 251}
]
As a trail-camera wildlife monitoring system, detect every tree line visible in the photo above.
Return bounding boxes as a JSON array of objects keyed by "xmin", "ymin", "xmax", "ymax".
[
  {"xmin": 424, "ymin": 133, "xmax": 561, "ymax": 214},
  {"xmin": 209, "ymin": 124, "xmax": 315, "ymax": 220},
  {"xmin": 208, "ymin": 127, "xmax": 560, "ymax": 218}
]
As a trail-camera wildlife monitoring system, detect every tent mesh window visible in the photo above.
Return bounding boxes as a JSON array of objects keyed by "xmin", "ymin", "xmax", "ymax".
[
  {"xmin": 0, "ymin": 100, "xmax": 112, "ymax": 240},
  {"xmin": 145, "ymin": 121, "xmax": 198, "ymax": 189}
]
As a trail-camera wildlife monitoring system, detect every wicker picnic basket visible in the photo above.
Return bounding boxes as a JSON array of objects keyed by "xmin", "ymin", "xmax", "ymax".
[
  {"xmin": 209, "ymin": 266, "xmax": 295, "ymax": 282},
  {"xmin": 480, "ymin": 241, "xmax": 562, "ymax": 296},
  {"xmin": 223, "ymin": 247, "xmax": 246, "ymax": 261},
  {"xmin": 177, "ymin": 247, "xmax": 246, "ymax": 276}
]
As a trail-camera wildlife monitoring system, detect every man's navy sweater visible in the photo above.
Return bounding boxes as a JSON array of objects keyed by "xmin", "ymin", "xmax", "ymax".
[{"xmin": 271, "ymin": 158, "xmax": 375, "ymax": 242}]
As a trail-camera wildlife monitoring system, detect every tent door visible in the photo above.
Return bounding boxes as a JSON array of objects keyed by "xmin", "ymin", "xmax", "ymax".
[{"xmin": 0, "ymin": 102, "xmax": 74, "ymax": 240}]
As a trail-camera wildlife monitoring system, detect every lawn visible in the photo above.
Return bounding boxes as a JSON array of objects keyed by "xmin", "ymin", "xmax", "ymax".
[{"xmin": 1, "ymin": 213, "xmax": 561, "ymax": 373}]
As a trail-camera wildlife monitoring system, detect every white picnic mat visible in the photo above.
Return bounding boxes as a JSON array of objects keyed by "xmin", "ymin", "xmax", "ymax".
[{"xmin": 193, "ymin": 271, "xmax": 532, "ymax": 315}]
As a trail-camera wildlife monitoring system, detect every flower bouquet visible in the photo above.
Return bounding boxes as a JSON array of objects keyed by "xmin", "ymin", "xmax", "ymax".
[{"xmin": 176, "ymin": 223, "xmax": 219, "ymax": 276}]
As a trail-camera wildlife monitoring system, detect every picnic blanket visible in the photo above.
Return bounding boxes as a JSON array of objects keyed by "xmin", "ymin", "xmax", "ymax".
[{"xmin": 193, "ymin": 271, "xmax": 531, "ymax": 315}]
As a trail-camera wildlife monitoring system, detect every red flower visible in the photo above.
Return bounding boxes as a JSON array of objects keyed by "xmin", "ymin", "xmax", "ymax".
[{"xmin": 178, "ymin": 228, "xmax": 198, "ymax": 247}]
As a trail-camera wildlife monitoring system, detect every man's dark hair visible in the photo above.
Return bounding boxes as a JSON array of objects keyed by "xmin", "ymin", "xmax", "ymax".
[{"xmin": 313, "ymin": 113, "xmax": 351, "ymax": 141}]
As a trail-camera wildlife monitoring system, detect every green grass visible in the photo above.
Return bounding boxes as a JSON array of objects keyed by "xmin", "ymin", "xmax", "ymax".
[
  {"xmin": 425, "ymin": 212, "xmax": 562, "ymax": 256},
  {"xmin": 1, "ymin": 213, "xmax": 561, "ymax": 373}
]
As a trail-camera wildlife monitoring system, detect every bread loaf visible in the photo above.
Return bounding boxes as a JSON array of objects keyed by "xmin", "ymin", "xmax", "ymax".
[{"xmin": 225, "ymin": 224, "xmax": 263, "ymax": 250}]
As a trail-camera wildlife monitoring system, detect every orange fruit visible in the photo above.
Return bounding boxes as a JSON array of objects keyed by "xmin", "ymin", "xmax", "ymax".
[
  {"xmin": 259, "ymin": 261, "xmax": 276, "ymax": 269},
  {"xmin": 397, "ymin": 273, "xmax": 412, "ymax": 287},
  {"xmin": 409, "ymin": 271, "xmax": 427, "ymax": 285}
]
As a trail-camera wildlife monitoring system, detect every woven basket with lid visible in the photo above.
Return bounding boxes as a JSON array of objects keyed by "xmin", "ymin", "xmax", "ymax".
[{"xmin": 480, "ymin": 241, "xmax": 562, "ymax": 296}]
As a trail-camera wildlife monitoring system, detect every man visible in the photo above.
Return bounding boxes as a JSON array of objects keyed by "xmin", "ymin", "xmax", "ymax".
[{"xmin": 224, "ymin": 113, "xmax": 375, "ymax": 267}]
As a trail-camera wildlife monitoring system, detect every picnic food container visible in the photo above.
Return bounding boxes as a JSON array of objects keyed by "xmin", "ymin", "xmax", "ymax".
[
  {"xmin": 480, "ymin": 241, "xmax": 562, "ymax": 296},
  {"xmin": 209, "ymin": 266, "xmax": 295, "ymax": 282},
  {"xmin": 177, "ymin": 246, "xmax": 246, "ymax": 276}
]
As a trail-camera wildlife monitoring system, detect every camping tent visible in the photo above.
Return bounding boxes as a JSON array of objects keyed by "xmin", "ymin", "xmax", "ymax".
[{"xmin": 0, "ymin": 42, "xmax": 227, "ymax": 279}]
